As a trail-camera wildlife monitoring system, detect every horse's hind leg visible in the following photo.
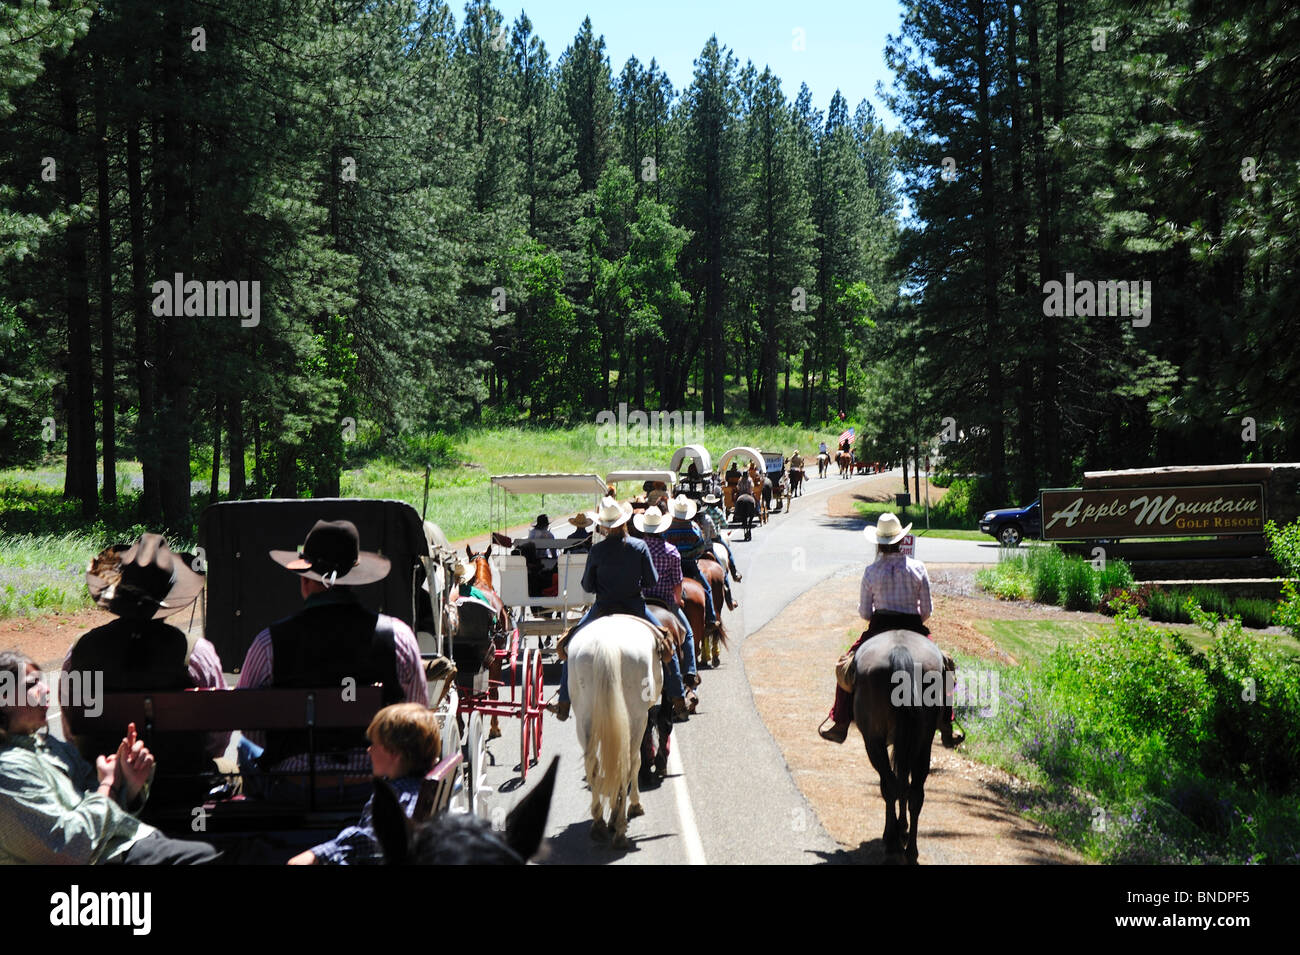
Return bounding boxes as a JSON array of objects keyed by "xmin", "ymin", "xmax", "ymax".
[{"xmin": 865, "ymin": 734, "xmax": 902, "ymax": 857}]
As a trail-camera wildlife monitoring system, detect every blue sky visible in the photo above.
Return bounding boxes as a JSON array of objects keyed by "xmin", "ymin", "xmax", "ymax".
[{"xmin": 494, "ymin": 0, "xmax": 908, "ymax": 129}]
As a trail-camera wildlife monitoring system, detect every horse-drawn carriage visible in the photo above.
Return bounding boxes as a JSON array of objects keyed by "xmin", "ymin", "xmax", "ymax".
[
  {"xmin": 56, "ymin": 498, "xmax": 475, "ymax": 857},
  {"xmin": 668, "ymin": 444, "xmax": 713, "ymax": 499},
  {"xmin": 474, "ymin": 473, "xmax": 609, "ymax": 787}
]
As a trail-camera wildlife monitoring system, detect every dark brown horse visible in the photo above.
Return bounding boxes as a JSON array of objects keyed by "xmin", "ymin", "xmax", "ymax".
[
  {"xmin": 788, "ymin": 466, "xmax": 805, "ymax": 497},
  {"xmin": 851, "ymin": 630, "xmax": 945, "ymax": 863},
  {"xmin": 837, "ymin": 451, "xmax": 853, "ymax": 478}
]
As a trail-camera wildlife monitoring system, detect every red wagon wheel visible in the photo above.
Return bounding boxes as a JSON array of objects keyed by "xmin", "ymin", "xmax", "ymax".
[
  {"xmin": 518, "ymin": 647, "xmax": 534, "ymax": 779},
  {"xmin": 530, "ymin": 646, "xmax": 544, "ymax": 762}
]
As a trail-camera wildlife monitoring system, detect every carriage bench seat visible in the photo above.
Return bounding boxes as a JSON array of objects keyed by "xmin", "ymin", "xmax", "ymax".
[{"xmin": 62, "ymin": 686, "xmax": 461, "ymax": 833}]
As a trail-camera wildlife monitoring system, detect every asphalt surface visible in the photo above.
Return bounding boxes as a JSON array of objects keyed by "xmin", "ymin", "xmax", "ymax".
[{"xmin": 474, "ymin": 467, "xmax": 985, "ymax": 864}]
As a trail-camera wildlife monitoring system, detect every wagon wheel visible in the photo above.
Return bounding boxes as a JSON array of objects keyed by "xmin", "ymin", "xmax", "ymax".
[
  {"xmin": 518, "ymin": 648, "xmax": 534, "ymax": 779},
  {"xmin": 531, "ymin": 646, "xmax": 545, "ymax": 765},
  {"xmin": 441, "ymin": 687, "xmax": 469, "ymax": 813},
  {"xmin": 466, "ymin": 710, "xmax": 491, "ymax": 819}
]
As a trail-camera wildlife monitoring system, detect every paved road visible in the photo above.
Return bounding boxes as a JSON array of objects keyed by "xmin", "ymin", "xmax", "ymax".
[{"xmin": 476, "ymin": 469, "xmax": 922, "ymax": 864}]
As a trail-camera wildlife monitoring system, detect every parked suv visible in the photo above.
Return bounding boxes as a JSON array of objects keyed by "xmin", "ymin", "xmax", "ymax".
[{"xmin": 979, "ymin": 499, "xmax": 1042, "ymax": 546}]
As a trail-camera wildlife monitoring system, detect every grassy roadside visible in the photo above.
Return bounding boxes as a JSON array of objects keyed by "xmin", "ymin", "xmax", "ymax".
[
  {"xmin": 0, "ymin": 422, "xmax": 844, "ymax": 619},
  {"xmin": 852, "ymin": 498, "xmax": 986, "ymax": 541}
]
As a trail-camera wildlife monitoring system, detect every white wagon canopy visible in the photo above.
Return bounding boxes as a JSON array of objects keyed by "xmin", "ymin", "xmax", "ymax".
[
  {"xmin": 718, "ymin": 446, "xmax": 765, "ymax": 473},
  {"xmin": 669, "ymin": 444, "xmax": 712, "ymax": 475}
]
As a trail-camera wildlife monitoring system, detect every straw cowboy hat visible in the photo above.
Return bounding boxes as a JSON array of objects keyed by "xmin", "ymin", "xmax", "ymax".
[
  {"xmin": 863, "ymin": 512, "xmax": 912, "ymax": 546},
  {"xmin": 269, "ymin": 519, "xmax": 391, "ymax": 587},
  {"xmin": 633, "ymin": 505, "xmax": 671, "ymax": 535},
  {"xmin": 667, "ymin": 494, "xmax": 698, "ymax": 521},
  {"xmin": 594, "ymin": 496, "xmax": 633, "ymax": 530},
  {"xmin": 86, "ymin": 533, "xmax": 204, "ymax": 620},
  {"xmin": 569, "ymin": 511, "xmax": 595, "ymax": 529}
]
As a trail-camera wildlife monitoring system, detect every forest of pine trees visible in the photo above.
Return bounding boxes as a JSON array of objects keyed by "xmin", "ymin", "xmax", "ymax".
[{"xmin": 2, "ymin": 0, "xmax": 1297, "ymax": 531}]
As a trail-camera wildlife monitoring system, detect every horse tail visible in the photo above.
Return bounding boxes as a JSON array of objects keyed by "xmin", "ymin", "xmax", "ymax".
[
  {"xmin": 586, "ymin": 633, "xmax": 631, "ymax": 811},
  {"xmin": 888, "ymin": 645, "xmax": 918, "ymax": 794}
]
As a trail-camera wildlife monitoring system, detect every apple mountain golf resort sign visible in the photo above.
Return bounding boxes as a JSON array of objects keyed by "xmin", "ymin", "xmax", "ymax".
[{"xmin": 1040, "ymin": 484, "xmax": 1265, "ymax": 540}]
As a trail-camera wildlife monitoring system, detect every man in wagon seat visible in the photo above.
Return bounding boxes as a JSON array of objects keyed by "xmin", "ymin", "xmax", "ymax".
[
  {"xmin": 818, "ymin": 513, "xmax": 962, "ymax": 748},
  {"xmin": 236, "ymin": 519, "xmax": 428, "ymax": 804},
  {"xmin": 63, "ymin": 534, "xmax": 229, "ymax": 817}
]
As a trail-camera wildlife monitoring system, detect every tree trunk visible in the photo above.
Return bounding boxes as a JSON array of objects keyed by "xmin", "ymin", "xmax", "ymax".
[
  {"xmin": 227, "ymin": 398, "xmax": 246, "ymax": 498},
  {"xmin": 93, "ymin": 53, "xmax": 116, "ymax": 505},
  {"xmin": 126, "ymin": 118, "xmax": 160, "ymax": 522},
  {"xmin": 156, "ymin": 4, "xmax": 193, "ymax": 532},
  {"xmin": 976, "ymin": 0, "xmax": 1007, "ymax": 497},
  {"xmin": 209, "ymin": 398, "xmax": 222, "ymax": 503},
  {"xmin": 60, "ymin": 61, "xmax": 97, "ymax": 517}
]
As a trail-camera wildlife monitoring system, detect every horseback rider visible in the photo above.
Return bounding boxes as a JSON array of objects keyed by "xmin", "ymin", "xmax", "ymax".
[
  {"xmin": 696, "ymin": 492, "xmax": 742, "ymax": 596},
  {"xmin": 549, "ymin": 497, "xmax": 665, "ymax": 723},
  {"xmin": 662, "ymin": 495, "xmax": 719, "ymax": 633},
  {"xmin": 818, "ymin": 441, "xmax": 828, "ymax": 456},
  {"xmin": 789, "ymin": 449, "xmax": 804, "ymax": 471},
  {"xmin": 819, "ymin": 513, "xmax": 962, "ymax": 747},
  {"xmin": 634, "ymin": 506, "xmax": 697, "ymax": 721}
]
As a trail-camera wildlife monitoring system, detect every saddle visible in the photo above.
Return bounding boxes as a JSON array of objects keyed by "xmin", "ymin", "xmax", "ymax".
[{"xmin": 556, "ymin": 612, "xmax": 677, "ymax": 664}]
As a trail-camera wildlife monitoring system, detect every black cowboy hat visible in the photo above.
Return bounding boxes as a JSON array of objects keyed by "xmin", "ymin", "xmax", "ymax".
[
  {"xmin": 86, "ymin": 533, "xmax": 205, "ymax": 620},
  {"xmin": 269, "ymin": 519, "xmax": 391, "ymax": 587}
]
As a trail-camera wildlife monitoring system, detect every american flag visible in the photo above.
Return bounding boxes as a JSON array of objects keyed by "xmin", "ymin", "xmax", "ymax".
[{"xmin": 837, "ymin": 427, "xmax": 855, "ymax": 445}]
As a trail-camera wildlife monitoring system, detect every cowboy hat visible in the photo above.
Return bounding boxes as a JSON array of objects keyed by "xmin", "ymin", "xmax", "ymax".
[
  {"xmin": 533, "ymin": 514, "xmax": 549, "ymax": 529},
  {"xmin": 569, "ymin": 511, "xmax": 595, "ymax": 529},
  {"xmin": 668, "ymin": 494, "xmax": 698, "ymax": 521},
  {"xmin": 269, "ymin": 519, "xmax": 391, "ymax": 586},
  {"xmin": 633, "ymin": 505, "xmax": 671, "ymax": 534},
  {"xmin": 863, "ymin": 512, "xmax": 912, "ymax": 546},
  {"xmin": 86, "ymin": 533, "xmax": 204, "ymax": 620},
  {"xmin": 594, "ymin": 496, "xmax": 633, "ymax": 530},
  {"xmin": 701, "ymin": 492, "xmax": 722, "ymax": 505}
]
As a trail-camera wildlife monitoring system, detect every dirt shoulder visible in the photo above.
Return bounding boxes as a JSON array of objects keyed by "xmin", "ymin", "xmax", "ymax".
[{"xmin": 743, "ymin": 570, "xmax": 1086, "ymax": 864}]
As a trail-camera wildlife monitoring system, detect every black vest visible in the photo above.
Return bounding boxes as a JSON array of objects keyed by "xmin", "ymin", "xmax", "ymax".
[{"xmin": 263, "ymin": 597, "xmax": 403, "ymax": 766}]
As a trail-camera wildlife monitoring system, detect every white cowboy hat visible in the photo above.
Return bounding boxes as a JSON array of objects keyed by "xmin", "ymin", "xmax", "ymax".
[
  {"xmin": 863, "ymin": 512, "xmax": 912, "ymax": 546},
  {"xmin": 633, "ymin": 505, "xmax": 670, "ymax": 534},
  {"xmin": 594, "ymin": 496, "xmax": 633, "ymax": 530},
  {"xmin": 668, "ymin": 494, "xmax": 697, "ymax": 521},
  {"xmin": 569, "ymin": 511, "xmax": 595, "ymax": 529}
]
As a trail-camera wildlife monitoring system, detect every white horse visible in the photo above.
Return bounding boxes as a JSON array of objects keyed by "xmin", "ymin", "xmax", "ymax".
[{"xmin": 567, "ymin": 614, "xmax": 664, "ymax": 848}]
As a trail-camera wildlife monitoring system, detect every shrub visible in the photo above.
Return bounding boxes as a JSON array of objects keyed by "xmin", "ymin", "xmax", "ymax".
[
  {"xmin": 1232, "ymin": 598, "xmax": 1275, "ymax": 630},
  {"xmin": 1062, "ymin": 556, "xmax": 1099, "ymax": 611},
  {"xmin": 1030, "ymin": 546, "xmax": 1066, "ymax": 605},
  {"xmin": 1098, "ymin": 558, "xmax": 1134, "ymax": 594}
]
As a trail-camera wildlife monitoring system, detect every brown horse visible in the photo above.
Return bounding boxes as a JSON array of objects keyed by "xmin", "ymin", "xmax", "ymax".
[
  {"xmin": 851, "ymin": 630, "xmax": 945, "ymax": 863},
  {"xmin": 682, "ymin": 560, "xmax": 729, "ymax": 669},
  {"xmin": 464, "ymin": 545, "xmax": 510, "ymax": 738},
  {"xmin": 837, "ymin": 451, "xmax": 852, "ymax": 478}
]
